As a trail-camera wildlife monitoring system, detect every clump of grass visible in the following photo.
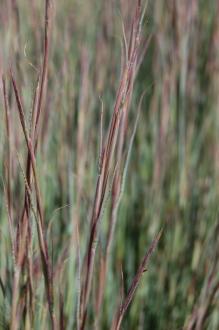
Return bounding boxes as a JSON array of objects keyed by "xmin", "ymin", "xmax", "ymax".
[
  {"xmin": 1, "ymin": 1, "xmax": 161, "ymax": 329},
  {"xmin": 0, "ymin": 0, "xmax": 219, "ymax": 329}
]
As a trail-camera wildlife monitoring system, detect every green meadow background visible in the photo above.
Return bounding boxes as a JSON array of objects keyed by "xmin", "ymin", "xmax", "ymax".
[{"xmin": 0, "ymin": 1, "xmax": 219, "ymax": 329}]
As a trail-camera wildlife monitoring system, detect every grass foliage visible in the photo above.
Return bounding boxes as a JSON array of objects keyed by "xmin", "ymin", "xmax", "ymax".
[{"xmin": 0, "ymin": 0, "xmax": 219, "ymax": 329}]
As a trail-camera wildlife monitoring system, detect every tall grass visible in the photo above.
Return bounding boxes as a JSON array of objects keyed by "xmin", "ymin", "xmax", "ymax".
[{"xmin": 0, "ymin": 0, "xmax": 219, "ymax": 329}]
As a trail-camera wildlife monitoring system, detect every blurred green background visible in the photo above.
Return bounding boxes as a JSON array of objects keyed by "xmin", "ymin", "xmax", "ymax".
[{"xmin": 0, "ymin": 0, "xmax": 219, "ymax": 329}]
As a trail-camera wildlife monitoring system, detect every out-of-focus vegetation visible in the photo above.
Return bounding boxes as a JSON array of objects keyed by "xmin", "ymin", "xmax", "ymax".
[{"xmin": 0, "ymin": 0, "xmax": 219, "ymax": 329}]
